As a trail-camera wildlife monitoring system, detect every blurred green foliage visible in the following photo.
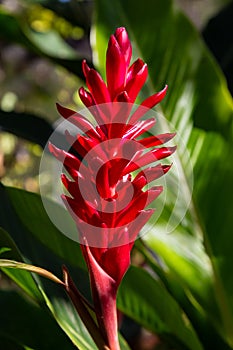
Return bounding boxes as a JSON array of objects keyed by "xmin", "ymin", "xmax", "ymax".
[{"xmin": 0, "ymin": 0, "xmax": 233, "ymax": 350}]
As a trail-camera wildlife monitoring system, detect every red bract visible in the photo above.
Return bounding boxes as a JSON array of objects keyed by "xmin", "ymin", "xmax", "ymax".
[{"xmin": 50, "ymin": 27, "xmax": 175, "ymax": 350}]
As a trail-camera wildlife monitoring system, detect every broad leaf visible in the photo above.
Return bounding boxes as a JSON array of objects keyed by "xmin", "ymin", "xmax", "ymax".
[
  {"xmin": 135, "ymin": 238, "xmax": 232, "ymax": 350},
  {"xmin": 0, "ymin": 184, "xmax": 86, "ymax": 271},
  {"xmin": 0, "ymin": 189, "xmax": 130, "ymax": 349},
  {"xmin": 0, "ymin": 226, "xmax": 98, "ymax": 349},
  {"xmin": 0, "ymin": 227, "xmax": 44, "ymax": 301},
  {"xmin": 0, "ymin": 185, "xmax": 98, "ymax": 349},
  {"xmin": 24, "ymin": 29, "xmax": 78, "ymax": 60},
  {"xmin": 0, "ymin": 109, "xmax": 53, "ymax": 148},
  {"xmin": 0, "ymin": 291, "xmax": 76, "ymax": 350},
  {"xmin": 118, "ymin": 266, "xmax": 203, "ymax": 350}
]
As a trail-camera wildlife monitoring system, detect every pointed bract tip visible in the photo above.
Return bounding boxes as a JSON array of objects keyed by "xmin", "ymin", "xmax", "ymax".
[
  {"xmin": 108, "ymin": 34, "xmax": 118, "ymax": 47},
  {"xmin": 116, "ymin": 91, "xmax": 130, "ymax": 102},
  {"xmin": 162, "ymin": 164, "xmax": 172, "ymax": 174},
  {"xmin": 82, "ymin": 59, "xmax": 90, "ymax": 77},
  {"xmin": 114, "ymin": 27, "xmax": 126, "ymax": 36},
  {"xmin": 79, "ymin": 86, "xmax": 89, "ymax": 99},
  {"xmin": 114, "ymin": 27, "xmax": 129, "ymax": 46},
  {"xmin": 56, "ymin": 102, "xmax": 76, "ymax": 119},
  {"xmin": 48, "ymin": 141, "xmax": 56, "ymax": 154},
  {"xmin": 114, "ymin": 27, "xmax": 132, "ymax": 67}
]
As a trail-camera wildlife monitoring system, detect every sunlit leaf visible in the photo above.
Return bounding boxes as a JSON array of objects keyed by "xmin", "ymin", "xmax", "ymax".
[
  {"xmin": 118, "ymin": 266, "xmax": 203, "ymax": 350},
  {"xmin": 0, "ymin": 247, "xmax": 10, "ymax": 255},
  {"xmin": 0, "ymin": 10, "xmax": 84, "ymax": 77},
  {"xmin": 0, "ymin": 259, "xmax": 63, "ymax": 285},
  {"xmin": 0, "ymin": 227, "xmax": 44, "ymax": 301},
  {"xmin": 24, "ymin": 29, "xmax": 78, "ymax": 60}
]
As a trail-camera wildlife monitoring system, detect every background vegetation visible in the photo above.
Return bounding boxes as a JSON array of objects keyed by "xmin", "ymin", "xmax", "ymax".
[{"xmin": 0, "ymin": 0, "xmax": 233, "ymax": 349}]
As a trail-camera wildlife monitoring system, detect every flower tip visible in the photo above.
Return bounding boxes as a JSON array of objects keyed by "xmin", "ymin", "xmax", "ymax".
[
  {"xmin": 48, "ymin": 141, "xmax": 55, "ymax": 154},
  {"xmin": 114, "ymin": 27, "xmax": 129, "ymax": 46},
  {"xmin": 78, "ymin": 87, "xmax": 87, "ymax": 99},
  {"xmin": 106, "ymin": 35, "xmax": 122, "ymax": 62},
  {"xmin": 61, "ymin": 194, "xmax": 70, "ymax": 209},
  {"xmin": 78, "ymin": 87, "xmax": 95, "ymax": 108},
  {"xmin": 61, "ymin": 173, "xmax": 68, "ymax": 184},
  {"xmin": 82, "ymin": 236, "xmax": 88, "ymax": 246},
  {"xmin": 170, "ymin": 145, "xmax": 177, "ymax": 155},
  {"xmin": 116, "ymin": 91, "xmax": 130, "ymax": 102},
  {"xmin": 114, "ymin": 27, "xmax": 132, "ymax": 67},
  {"xmin": 158, "ymin": 84, "xmax": 168, "ymax": 100},
  {"xmin": 56, "ymin": 102, "xmax": 76, "ymax": 119},
  {"xmin": 138, "ymin": 58, "xmax": 147, "ymax": 68},
  {"xmin": 153, "ymin": 185, "xmax": 163, "ymax": 195},
  {"xmin": 114, "ymin": 27, "xmax": 126, "ymax": 35},
  {"xmin": 161, "ymin": 164, "xmax": 173, "ymax": 175},
  {"xmin": 108, "ymin": 34, "xmax": 118, "ymax": 46},
  {"xmin": 169, "ymin": 133, "xmax": 176, "ymax": 143},
  {"xmin": 82, "ymin": 59, "xmax": 90, "ymax": 77},
  {"xmin": 163, "ymin": 84, "xmax": 168, "ymax": 94},
  {"xmin": 48, "ymin": 142, "xmax": 62, "ymax": 159}
]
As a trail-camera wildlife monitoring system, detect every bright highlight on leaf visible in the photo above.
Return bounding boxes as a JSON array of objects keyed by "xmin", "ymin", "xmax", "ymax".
[
  {"xmin": 0, "ymin": 247, "xmax": 11, "ymax": 255},
  {"xmin": 0, "ymin": 259, "xmax": 64, "ymax": 285}
]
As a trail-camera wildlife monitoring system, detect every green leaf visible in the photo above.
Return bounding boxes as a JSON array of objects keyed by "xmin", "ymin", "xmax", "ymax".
[
  {"xmin": 0, "ymin": 247, "xmax": 10, "ymax": 255},
  {"xmin": 93, "ymin": 0, "xmax": 233, "ymax": 142},
  {"xmin": 93, "ymin": 0, "xmax": 233, "ymax": 347},
  {"xmin": 0, "ymin": 227, "xmax": 97, "ymax": 349},
  {"xmin": 0, "ymin": 230, "xmax": 96, "ymax": 350},
  {"xmin": 0, "ymin": 337, "xmax": 28, "ymax": 350},
  {"xmin": 0, "ymin": 184, "xmax": 100, "ymax": 349},
  {"xmin": 24, "ymin": 28, "xmax": 78, "ymax": 60},
  {"xmin": 118, "ymin": 335, "xmax": 131, "ymax": 350},
  {"xmin": 0, "ymin": 259, "xmax": 63, "ymax": 285},
  {"xmin": 142, "ymin": 231, "xmax": 218, "ymax": 321},
  {"xmin": 0, "ymin": 109, "xmax": 53, "ymax": 148},
  {"xmin": 0, "ymin": 187, "xmax": 130, "ymax": 349},
  {"xmin": 118, "ymin": 266, "xmax": 203, "ymax": 350},
  {"xmin": 0, "ymin": 10, "xmax": 84, "ymax": 77},
  {"xmin": 0, "ymin": 291, "xmax": 76, "ymax": 350},
  {"xmin": 40, "ymin": 291, "xmax": 98, "ymax": 350},
  {"xmin": 0, "ymin": 227, "xmax": 44, "ymax": 301},
  {"xmin": 0, "ymin": 184, "xmax": 86, "ymax": 271},
  {"xmin": 136, "ymin": 238, "xmax": 233, "ymax": 350}
]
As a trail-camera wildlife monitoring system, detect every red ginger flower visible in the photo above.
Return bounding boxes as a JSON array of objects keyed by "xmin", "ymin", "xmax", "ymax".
[{"xmin": 49, "ymin": 27, "xmax": 175, "ymax": 350}]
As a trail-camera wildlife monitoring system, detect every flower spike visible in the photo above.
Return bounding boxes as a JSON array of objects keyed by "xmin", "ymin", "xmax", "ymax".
[{"xmin": 50, "ymin": 27, "xmax": 176, "ymax": 350}]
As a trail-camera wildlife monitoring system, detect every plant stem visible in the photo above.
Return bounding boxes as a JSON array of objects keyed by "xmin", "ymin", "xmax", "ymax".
[
  {"xmin": 96, "ymin": 292, "xmax": 120, "ymax": 350},
  {"xmin": 63, "ymin": 266, "xmax": 110, "ymax": 350}
]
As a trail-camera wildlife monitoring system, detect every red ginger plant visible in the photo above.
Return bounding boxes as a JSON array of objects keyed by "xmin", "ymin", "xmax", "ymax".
[{"xmin": 49, "ymin": 27, "xmax": 176, "ymax": 350}]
